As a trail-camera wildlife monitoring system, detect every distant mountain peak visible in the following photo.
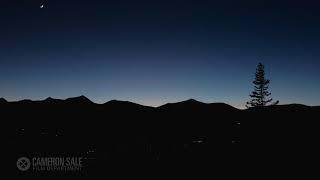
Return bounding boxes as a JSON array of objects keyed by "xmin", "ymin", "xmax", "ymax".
[
  {"xmin": 158, "ymin": 99, "xmax": 241, "ymax": 113},
  {"xmin": 19, "ymin": 99, "xmax": 33, "ymax": 103},
  {"xmin": 0, "ymin": 98, "xmax": 7, "ymax": 103},
  {"xmin": 106, "ymin": 100, "xmax": 129, "ymax": 104},
  {"xmin": 173, "ymin": 99, "xmax": 206, "ymax": 105},
  {"xmin": 159, "ymin": 98, "xmax": 206, "ymax": 109},
  {"xmin": 44, "ymin": 97, "xmax": 55, "ymax": 101},
  {"xmin": 65, "ymin": 95, "xmax": 94, "ymax": 104},
  {"xmin": 183, "ymin": 99, "xmax": 203, "ymax": 104},
  {"xmin": 43, "ymin": 97, "xmax": 63, "ymax": 103},
  {"xmin": 104, "ymin": 100, "xmax": 144, "ymax": 107}
]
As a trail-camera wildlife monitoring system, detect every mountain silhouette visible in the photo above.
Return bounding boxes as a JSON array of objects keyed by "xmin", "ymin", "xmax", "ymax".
[
  {"xmin": 0, "ymin": 97, "xmax": 7, "ymax": 104},
  {"xmin": 1, "ymin": 96, "xmax": 318, "ymax": 112},
  {"xmin": 43, "ymin": 97, "xmax": 63, "ymax": 104},
  {"xmin": 3, "ymin": 96, "xmax": 94, "ymax": 106},
  {"xmin": 1, "ymin": 95, "xmax": 318, "ymax": 178},
  {"xmin": 159, "ymin": 99, "xmax": 206, "ymax": 109},
  {"xmin": 246, "ymin": 103, "xmax": 314, "ymax": 112},
  {"xmin": 104, "ymin": 100, "xmax": 153, "ymax": 110},
  {"xmin": 64, "ymin": 95, "xmax": 95, "ymax": 105}
]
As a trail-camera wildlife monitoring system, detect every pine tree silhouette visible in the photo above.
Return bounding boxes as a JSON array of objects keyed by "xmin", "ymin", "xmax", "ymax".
[{"xmin": 246, "ymin": 63, "xmax": 279, "ymax": 108}]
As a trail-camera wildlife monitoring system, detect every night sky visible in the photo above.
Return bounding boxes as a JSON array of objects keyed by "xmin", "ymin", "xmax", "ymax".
[{"xmin": 1, "ymin": 0, "xmax": 320, "ymax": 108}]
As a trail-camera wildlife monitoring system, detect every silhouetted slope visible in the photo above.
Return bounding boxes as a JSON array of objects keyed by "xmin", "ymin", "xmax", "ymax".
[
  {"xmin": 0, "ymin": 97, "xmax": 7, "ymax": 104},
  {"xmin": 158, "ymin": 99, "xmax": 206, "ymax": 110},
  {"xmin": 12, "ymin": 99, "xmax": 34, "ymax": 105},
  {"xmin": 1, "ymin": 96, "xmax": 319, "ymax": 178},
  {"xmin": 208, "ymin": 102, "xmax": 239, "ymax": 112},
  {"xmin": 104, "ymin": 100, "xmax": 154, "ymax": 112},
  {"xmin": 42, "ymin": 97, "xmax": 64, "ymax": 104},
  {"xmin": 64, "ymin": 95, "xmax": 95, "ymax": 105},
  {"xmin": 246, "ymin": 103, "xmax": 313, "ymax": 112},
  {"xmin": 4, "ymin": 96, "xmax": 94, "ymax": 106},
  {"xmin": 159, "ymin": 99, "xmax": 238, "ymax": 112}
]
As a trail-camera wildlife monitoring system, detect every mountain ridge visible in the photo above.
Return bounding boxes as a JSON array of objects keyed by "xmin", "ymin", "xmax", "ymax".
[
  {"xmin": 0, "ymin": 97, "xmax": 7, "ymax": 104},
  {"xmin": 0, "ymin": 96, "xmax": 319, "ymax": 111}
]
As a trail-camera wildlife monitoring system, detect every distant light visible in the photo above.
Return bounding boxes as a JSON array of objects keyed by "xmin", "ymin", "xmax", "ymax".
[
  {"xmin": 40, "ymin": 5, "xmax": 44, "ymax": 9},
  {"xmin": 193, "ymin": 140, "xmax": 203, "ymax": 143}
]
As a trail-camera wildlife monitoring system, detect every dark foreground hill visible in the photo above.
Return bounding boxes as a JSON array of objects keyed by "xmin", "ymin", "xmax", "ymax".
[{"xmin": 0, "ymin": 96, "xmax": 318, "ymax": 178}]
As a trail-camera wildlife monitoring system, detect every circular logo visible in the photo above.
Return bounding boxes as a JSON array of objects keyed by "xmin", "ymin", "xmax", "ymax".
[{"xmin": 17, "ymin": 157, "xmax": 31, "ymax": 171}]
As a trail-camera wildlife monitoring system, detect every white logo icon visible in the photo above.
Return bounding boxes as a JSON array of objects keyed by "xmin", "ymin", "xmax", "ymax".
[{"xmin": 17, "ymin": 157, "xmax": 31, "ymax": 171}]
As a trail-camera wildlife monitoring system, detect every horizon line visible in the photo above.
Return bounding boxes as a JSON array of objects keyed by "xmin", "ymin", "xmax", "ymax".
[{"xmin": 1, "ymin": 95, "xmax": 318, "ymax": 109}]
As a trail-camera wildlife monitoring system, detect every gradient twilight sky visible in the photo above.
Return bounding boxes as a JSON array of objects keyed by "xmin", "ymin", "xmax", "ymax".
[{"xmin": 1, "ymin": 0, "xmax": 320, "ymax": 108}]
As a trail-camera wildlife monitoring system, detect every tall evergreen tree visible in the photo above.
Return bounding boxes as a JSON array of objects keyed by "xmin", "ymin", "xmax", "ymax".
[{"xmin": 246, "ymin": 63, "xmax": 279, "ymax": 108}]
